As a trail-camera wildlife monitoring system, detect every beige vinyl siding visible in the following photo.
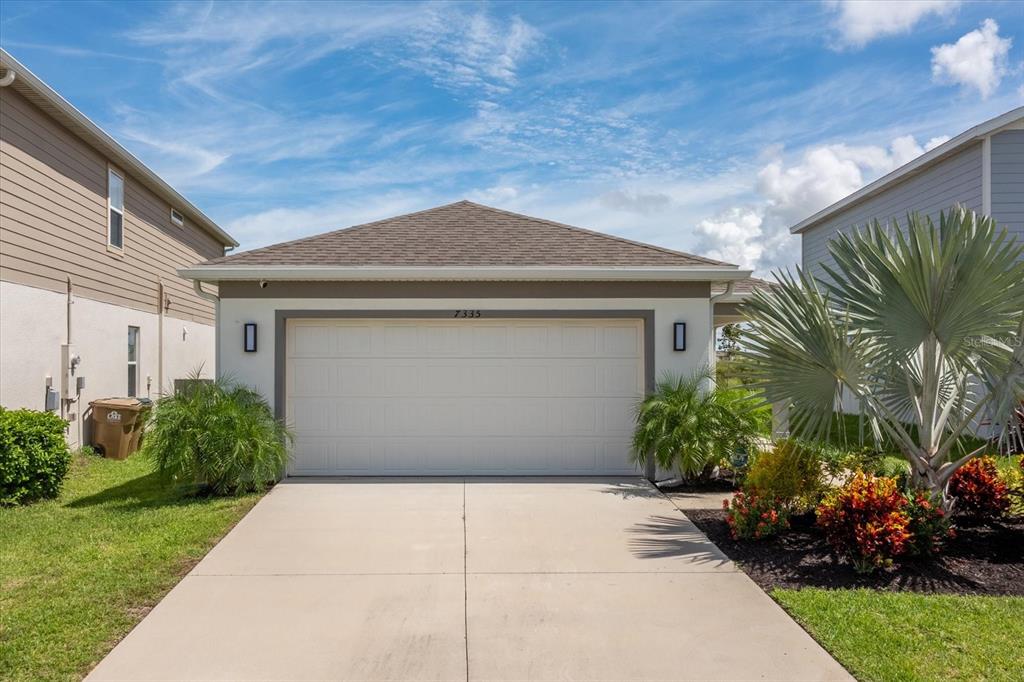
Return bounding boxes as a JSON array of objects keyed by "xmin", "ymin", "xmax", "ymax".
[
  {"xmin": 0, "ymin": 86, "xmax": 223, "ymax": 324},
  {"xmin": 801, "ymin": 142, "xmax": 984, "ymax": 279}
]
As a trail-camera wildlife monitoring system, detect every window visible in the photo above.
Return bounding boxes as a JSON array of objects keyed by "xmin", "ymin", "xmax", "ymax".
[
  {"xmin": 108, "ymin": 168, "xmax": 124, "ymax": 249},
  {"xmin": 127, "ymin": 326, "xmax": 140, "ymax": 397},
  {"xmin": 170, "ymin": 208, "xmax": 184, "ymax": 227}
]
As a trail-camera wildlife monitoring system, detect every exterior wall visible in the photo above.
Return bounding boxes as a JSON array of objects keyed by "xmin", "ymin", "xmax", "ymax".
[
  {"xmin": 217, "ymin": 295, "xmax": 714, "ymax": 413},
  {"xmin": 218, "ymin": 294, "xmax": 712, "ymax": 480},
  {"xmin": 991, "ymin": 129, "xmax": 1024, "ymax": 252},
  {"xmin": 801, "ymin": 143, "xmax": 984, "ymax": 277},
  {"xmin": 0, "ymin": 280, "xmax": 216, "ymax": 448},
  {"xmin": 0, "ymin": 86, "xmax": 224, "ymax": 325}
]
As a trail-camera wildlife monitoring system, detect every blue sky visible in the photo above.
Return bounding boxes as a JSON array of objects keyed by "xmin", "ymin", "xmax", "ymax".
[{"xmin": 3, "ymin": 1, "xmax": 1022, "ymax": 274}]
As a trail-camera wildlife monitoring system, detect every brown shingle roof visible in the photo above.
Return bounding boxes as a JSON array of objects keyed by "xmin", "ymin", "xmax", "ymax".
[{"xmin": 204, "ymin": 201, "xmax": 731, "ymax": 268}]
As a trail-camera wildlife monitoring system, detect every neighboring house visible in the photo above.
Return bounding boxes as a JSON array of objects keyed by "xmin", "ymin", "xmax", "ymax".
[
  {"xmin": 793, "ymin": 106, "xmax": 1024, "ymax": 278},
  {"xmin": 0, "ymin": 50, "xmax": 238, "ymax": 447},
  {"xmin": 180, "ymin": 200, "xmax": 759, "ymax": 480}
]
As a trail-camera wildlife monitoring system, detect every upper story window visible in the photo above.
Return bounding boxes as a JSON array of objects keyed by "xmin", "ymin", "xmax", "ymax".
[
  {"xmin": 108, "ymin": 168, "xmax": 124, "ymax": 249},
  {"xmin": 170, "ymin": 208, "xmax": 184, "ymax": 227}
]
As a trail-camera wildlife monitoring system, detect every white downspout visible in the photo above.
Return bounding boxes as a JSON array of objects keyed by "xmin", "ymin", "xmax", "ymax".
[
  {"xmin": 157, "ymin": 279, "xmax": 165, "ymax": 397},
  {"xmin": 708, "ymin": 281, "xmax": 735, "ymax": 383},
  {"xmin": 193, "ymin": 280, "xmax": 220, "ymax": 379}
]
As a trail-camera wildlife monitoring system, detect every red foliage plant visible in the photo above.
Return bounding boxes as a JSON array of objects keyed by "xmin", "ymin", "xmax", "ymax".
[
  {"xmin": 904, "ymin": 492, "xmax": 954, "ymax": 556},
  {"xmin": 723, "ymin": 492, "xmax": 790, "ymax": 540},
  {"xmin": 816, "ymin": 473, "xmax": 911, "ymax": 574},
  {"xmin": 948, "ymin": 456, "xmax": 1010, "ymax": 521}
]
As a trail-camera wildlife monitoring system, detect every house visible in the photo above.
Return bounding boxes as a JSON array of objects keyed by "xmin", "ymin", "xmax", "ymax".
[
  {"xmin": 793, "ymin": 106, "xmax": 1024, "ymax": 277},
  {"xmin": 180, "ymin": 200, "xmax": 757, "ymax": 479},
  {"xmin": 0, "ymin": 50, "xmax": 238, "ymax": 447}
]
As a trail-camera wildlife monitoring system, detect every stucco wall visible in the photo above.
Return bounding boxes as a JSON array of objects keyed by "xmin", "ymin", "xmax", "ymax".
[
  {"xmin": 0, "ymin": 280, "xmax": 216, "ymax": 447},
  {"xmin": 217, "ymin": 296, "xmax": 715, "ymax": 415}
]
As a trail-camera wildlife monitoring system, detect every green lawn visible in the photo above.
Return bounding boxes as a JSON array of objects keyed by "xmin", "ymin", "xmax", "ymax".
[
  {"xmin": 0, "ymin": 453, "xmax": 262, "ymax": 682},
  {"xmin": 774, "ymin": 588, "xmax": 1024, "ymax": 681}
]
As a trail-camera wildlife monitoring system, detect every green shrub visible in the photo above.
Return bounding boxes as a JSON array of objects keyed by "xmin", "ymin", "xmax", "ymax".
[
  {"xmin": 870, "ymin": 456, "xmax": 912, "ymax": 489},
  {"xmin": 724, "ymin": 492, "xmax": 790, "ymax": 540},
  {"xmin": 632, "ymin": 369, "xmax": 764, "ymax": 481},
  {"xmin": 816, "ymin": 473, "xmax": 911, "ymax": 574},
  {"xmin": 142, "ymin": 377, "xmax": 293, "ymax": 495},
  {"xmin": 0, "ymin": 407, "xmax": 71, "ymax": 505},
  {"xmin": 743, "ymin": 439, "xmax": 824, "ymax": 510},
  {"xmin": 904, "ymin": 492, "xmax": 954, "ymax": 557},
  {"xmin": 999, "ymin": 456, "xmax": 1024, "ymax": 516}
]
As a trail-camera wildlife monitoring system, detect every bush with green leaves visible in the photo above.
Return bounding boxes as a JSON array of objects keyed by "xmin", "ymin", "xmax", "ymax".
[
  {"xmin": 142, "ymin": 377, "xmax": 293, "ymax": 495},
  {"xmin": 632, "ymin": 369, "xmax": 763, "ymax": 481},
  {"xmin": 0, "ymin": 407, "xmax": 71, "ymax": 505},
  {"xmin": 743, "ymin": 438, "xmax": 824, "ymax": 510}
]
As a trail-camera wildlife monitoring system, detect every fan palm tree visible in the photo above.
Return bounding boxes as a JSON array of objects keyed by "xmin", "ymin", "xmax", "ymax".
[{"xmin": 741, "ymin": 209, "xmax": 1024, "ymax": 508}]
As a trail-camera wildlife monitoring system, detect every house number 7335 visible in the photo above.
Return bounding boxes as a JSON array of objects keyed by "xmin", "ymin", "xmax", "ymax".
[{"xmin": 453, "ymin": 310, "xmax": 482, "ymax": 318}]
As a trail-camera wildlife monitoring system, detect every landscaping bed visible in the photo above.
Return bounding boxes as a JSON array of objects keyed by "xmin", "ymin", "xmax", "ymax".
[{"xmin": 688, "ymin": 507, "xmax": 1024, "ymax": 596}]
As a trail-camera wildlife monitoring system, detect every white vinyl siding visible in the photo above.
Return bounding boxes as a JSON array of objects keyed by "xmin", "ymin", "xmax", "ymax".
[
  {"xmin": 285, "ymin": 318, "xmax": 645, "ymax": 476},
  {"xmin": 990, "ymin": 129, "xmax": 1024, "ymax": 255}
]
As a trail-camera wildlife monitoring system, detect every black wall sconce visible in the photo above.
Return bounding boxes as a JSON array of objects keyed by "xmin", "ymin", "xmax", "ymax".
[
  {"xmin": 243, "ymin": 323, "xmax": 257, "ymax": 353},
  {"xmin": 673, "ymin": 322, "xmax": 687, "ymax": 351}
]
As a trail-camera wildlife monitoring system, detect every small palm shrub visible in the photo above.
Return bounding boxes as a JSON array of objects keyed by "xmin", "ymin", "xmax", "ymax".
[
  {"xmin": 724, "ymin": 492, "xmax": 790, "ymax": 540},
  {"xmin": 0, "ymin": 407, "xmax": 71, "ymax": 505},
  {"xmin": 948, "ymin": 456, "xmax": 1010, "ymax": 521},
  {"xmin": 743, "ymin": 439, "xmax": 824, "ymax": 510},
  {"xmin": 904, "ymin": 492, "xmax": 954, "ymax": 556},
  {"xmin": 816, "ymin": 473, "xmax": 911, "ymax": 573},
  {"xmin": 632, "ymin": 369, "xmax": 762, "ymax": 481},
  {"xmin": 143, "ymin": 377, "xmax": 292, "ymax": 495}
]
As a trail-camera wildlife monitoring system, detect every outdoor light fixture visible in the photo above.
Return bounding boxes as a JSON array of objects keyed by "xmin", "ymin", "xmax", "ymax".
[
  {"xmin": 673, "ymin": 322, "xmax": 686, "ymax": 351},
  {"xmin": 244, "ymin": 323, "xmax": 257, "ymax": 353}
]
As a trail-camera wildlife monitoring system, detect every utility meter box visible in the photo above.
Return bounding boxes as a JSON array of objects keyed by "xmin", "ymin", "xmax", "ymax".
[{"xmin": 60, "ymin": 344, "xmax": 79, "ymax": 399}]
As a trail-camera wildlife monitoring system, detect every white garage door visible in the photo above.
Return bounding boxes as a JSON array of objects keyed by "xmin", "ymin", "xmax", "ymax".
[{"xmin": 285, "ymin": 317, "xmax": 645, "ymax": 475}]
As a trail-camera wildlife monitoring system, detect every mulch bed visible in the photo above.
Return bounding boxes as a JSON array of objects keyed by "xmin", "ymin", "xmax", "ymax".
[
  {"xmin": 658, "ymin": 478, "xmax": 738, "ymax": 494},
  {"xmin": 687, "ymin": 508, "xmax": 1024, "ymax": 596}
]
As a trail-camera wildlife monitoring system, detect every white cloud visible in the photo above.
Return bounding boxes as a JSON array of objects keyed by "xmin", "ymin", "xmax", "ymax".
[
  {"xmin": 693, "ymin": 133, "xmax": 949, "ymax": 274},
  {"xmin": 695, "ymin": 208, "xmax": 765, "ymax": 268},
  {"xmin": 931, "ymin": 19, "xmax": 1013, "ymax": 99},
  {"xmin": 828, "ymin": 0, "xmax": 959, "ymax": 48}
]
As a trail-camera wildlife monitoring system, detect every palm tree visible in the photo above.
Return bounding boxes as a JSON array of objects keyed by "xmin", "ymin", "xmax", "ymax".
[
  {"xmin": 632, "ymin": 368, "xmax": 764, "ymax": 481},
  {"xmin": 741, "ymin": 209, "xmax": 1024, "ymax": 508}
]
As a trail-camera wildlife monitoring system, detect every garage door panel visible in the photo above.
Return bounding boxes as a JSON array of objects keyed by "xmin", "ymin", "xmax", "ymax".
[{"xmin": 286, "ymin": 318, "xmax": 644, "ymax": 475}]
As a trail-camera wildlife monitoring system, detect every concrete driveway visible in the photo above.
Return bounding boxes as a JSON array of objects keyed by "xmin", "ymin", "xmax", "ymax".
[{"xmin": 87, "ymin": 478, "xmax": 850, "ymax": 681}]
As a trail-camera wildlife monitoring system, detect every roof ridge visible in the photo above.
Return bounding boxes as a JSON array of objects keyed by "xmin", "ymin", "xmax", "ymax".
[{"xmin": 459, "ymin": 200, "xmax": 731, "ymax": 267}]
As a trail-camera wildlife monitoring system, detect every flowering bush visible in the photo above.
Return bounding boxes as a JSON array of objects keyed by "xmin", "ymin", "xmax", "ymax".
[
  {"xmin": 948, "ymin": 456, "xmax": 1010, "ymax": 521},
  {"xmin": 724, "ymin": 492, "xmax": 790, "ymax": 540},
  {"xmin": 904, "ymin": 492, "xmax": 954, "ymax": 556},
  {"xmin": 816, "ymin": 473, "xmax": 910, "ymax": 573}
]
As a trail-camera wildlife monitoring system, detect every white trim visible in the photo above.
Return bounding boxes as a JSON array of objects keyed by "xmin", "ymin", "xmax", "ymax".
[
  {"xmin": 107, "ymin": 166, "xmax": 125, "ymax": 251},
  {"xmin": 0, "ymin": 48, "xmax": 238, "ymax": 248},
  {"xmin": 790, "ymin": 106, "xmax": 1024, "ymax": 234},
  {"xmin": 178, "ymin": 265, "xmax": 752, "ymax": 283},
  {"xmin": 982, "ymin": 135, "xmax": 992, "ymax": 216}
]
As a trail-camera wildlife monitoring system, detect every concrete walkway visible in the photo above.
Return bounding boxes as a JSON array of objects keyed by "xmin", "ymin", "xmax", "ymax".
[{"xmin": 87, "ymin": 478, "xmax": 850, "ymax": 681}]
